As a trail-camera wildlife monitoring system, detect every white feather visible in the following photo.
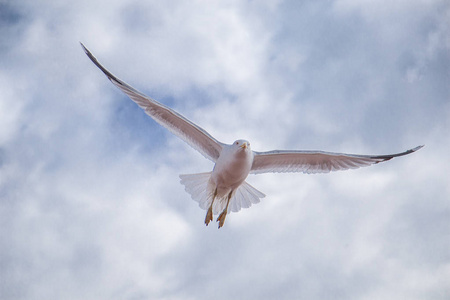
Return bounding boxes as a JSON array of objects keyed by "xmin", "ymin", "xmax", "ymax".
[
  {"xmin": 251, "ymin": 146, "xmax": 424, "ymax": 174},
  {"xmin": 229, "ymin": 181, "xmax": 266, "ymax": 213},
  {"xmin": 179, "ymin": 172, "xmax": 212, "ymax": 211},
  {"xmin": 82, "ymin": 43, "xmax": 423, "ymax": 227},
  {"xmin": 81, "ymin": 43, "xmax": 224, "ymax": 162},
  {"xmin": 180, "ymin": 173, "xmax": 265, "ymax": 214}
]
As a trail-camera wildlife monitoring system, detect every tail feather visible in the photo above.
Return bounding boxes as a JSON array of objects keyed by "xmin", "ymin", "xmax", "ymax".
[
  {"xmin": 179, "ymin": 173, "xmax": 265, "ymax": 214},
  {"xmin": 229, "ymin": 181, "xmax": 266, "ymax": 213},
  {"xmin": 179, "ymin": 172, "xmax": 213, "ymax": 210}
]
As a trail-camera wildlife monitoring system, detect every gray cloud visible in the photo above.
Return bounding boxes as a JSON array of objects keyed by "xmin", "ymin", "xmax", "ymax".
[{"xmin": 0, "ymin": 0, "xmax": 449, "ymax": 299}]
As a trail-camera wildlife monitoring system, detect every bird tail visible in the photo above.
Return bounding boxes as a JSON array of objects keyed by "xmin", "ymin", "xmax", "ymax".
[
  {"xmin": 179, "ymin": 172, "xmax": 265, "ymax": 214},
  {"xmin": 179, "ymin": 172, "xmax": 214, "ymax": 211},
  {"xmin": 228, "ymin": 181, "xmax": 265, "ymax": 213}
]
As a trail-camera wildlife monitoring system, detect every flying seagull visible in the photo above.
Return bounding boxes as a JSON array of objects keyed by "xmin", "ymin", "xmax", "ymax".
[{"xmin": 81, "ymin": 43, "xmax": 423, "ymax": 228}]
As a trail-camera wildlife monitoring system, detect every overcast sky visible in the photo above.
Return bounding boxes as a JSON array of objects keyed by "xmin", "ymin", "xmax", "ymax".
[{"xmin": 1, "ymin": 0, "xmax": 449, "ymax": 299}]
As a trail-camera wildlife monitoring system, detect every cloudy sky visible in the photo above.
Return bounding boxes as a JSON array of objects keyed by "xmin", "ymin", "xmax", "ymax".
[{"xmin": 1, "ymin": 0, "xmax": 449, "ymax": 299}]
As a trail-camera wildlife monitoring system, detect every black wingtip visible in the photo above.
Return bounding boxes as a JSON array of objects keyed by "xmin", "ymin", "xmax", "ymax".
[
  {"xmin": 79, "ymin": 42, "xmax": 89, "ymax": 55},
  {"xmin": 412, "ymin": 145, "xmax": 425, "ymax": 152},
  {"xmin": 372, "ymin": 144, "xmax": 424, "ymax": 163},
  {"xmin": 402, "ymin": 145, "xmax": 424, "ymax": 156},
  {"xmin": 80, "ymin": 42, "xmax": 98, "ymax": 64},
  {"xmin": 80, "ymin": 42, "xmax": 118, "ymax": 83}
]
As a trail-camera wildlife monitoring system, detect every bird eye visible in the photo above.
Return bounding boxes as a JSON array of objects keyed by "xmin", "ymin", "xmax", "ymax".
[{"xmin": 235, "ymin": 141, "xmax": 239, "ymax": 145}]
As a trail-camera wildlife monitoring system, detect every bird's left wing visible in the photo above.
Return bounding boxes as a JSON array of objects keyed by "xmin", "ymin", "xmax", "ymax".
[
  {"xmin": 251, "ymin": 145, "xmax": 423, "ymax": 174},
  {"xmin": 81, "ymin": 43, "xmax": 224, "ymax": 162}
]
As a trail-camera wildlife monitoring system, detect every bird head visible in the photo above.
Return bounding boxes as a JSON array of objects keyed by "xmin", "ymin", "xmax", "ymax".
[{"xmin": 233, "ymin": 139, "xmax": 251, "ymax": 151}]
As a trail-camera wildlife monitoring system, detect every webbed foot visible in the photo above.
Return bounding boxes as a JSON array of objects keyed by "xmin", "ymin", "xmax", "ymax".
[
  {"xmin": 205, "ymin": 206, "xmax": 213, "ymax": 226},
  {"xmin": 217, "ymin": 210, "xmax": 227, "ymax": 228}
]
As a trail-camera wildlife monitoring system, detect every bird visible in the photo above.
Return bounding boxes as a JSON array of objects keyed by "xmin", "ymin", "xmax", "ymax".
[{"xmin": 81, "ymin": 43, "xmax": 423, "ymax": 228}]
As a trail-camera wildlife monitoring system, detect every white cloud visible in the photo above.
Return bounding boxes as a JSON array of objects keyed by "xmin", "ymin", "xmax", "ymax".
[
  {"xmin": 0, "ymin": 74, "xmax": 24, "ymax": 145},
  {"xmin": 0, "ymin": 0, "xmax": 449, "ymax": 299}
]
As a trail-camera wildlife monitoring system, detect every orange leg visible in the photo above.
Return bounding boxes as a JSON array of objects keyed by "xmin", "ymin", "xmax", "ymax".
[
  {"xmin": 217, "ymin": 191, "xmax": 233, "ymax": 228},
  {"xmin": 204, "ymin": 188, "xmax": 217, "ymax": 226}
]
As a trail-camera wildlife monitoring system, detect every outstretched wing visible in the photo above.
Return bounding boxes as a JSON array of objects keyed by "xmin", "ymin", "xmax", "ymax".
[
  {"xmin": 81, "ymin": 43, "xmax": 224, "ymax": 162},
  {"xmin": 251, "ymin": 145, "xmax": 423, "ymax": 174}
]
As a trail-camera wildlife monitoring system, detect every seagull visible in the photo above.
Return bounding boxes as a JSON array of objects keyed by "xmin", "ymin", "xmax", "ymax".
[{"xmin": 81, "ymin": 43, "xmax": 423, "ymax": 228}]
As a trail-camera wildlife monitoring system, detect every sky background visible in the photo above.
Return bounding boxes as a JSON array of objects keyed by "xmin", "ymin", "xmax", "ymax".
[{"xmin": 1, "ymin": 0, "xmax": 449, "ymax": 299}]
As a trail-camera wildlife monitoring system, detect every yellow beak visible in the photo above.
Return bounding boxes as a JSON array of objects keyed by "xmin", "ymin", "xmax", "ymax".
[{"xmin": 240, "ymin": 142, "xmax": 247, "ymax": 149}]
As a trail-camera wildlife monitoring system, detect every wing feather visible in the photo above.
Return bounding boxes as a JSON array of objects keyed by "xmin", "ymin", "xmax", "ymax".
[
  {"xmin": 251, "ymin": 146, "xmax": 423, "ymax": 174},
  {"xmin": 81, "ymin": 43, "xmax": 224, "ymax": 162}
]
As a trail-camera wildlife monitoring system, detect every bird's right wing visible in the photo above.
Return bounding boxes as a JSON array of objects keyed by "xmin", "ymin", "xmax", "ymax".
[
  {"xmin": 251, "ymin": 145, "xmax": 423, "ymax": 174},
  {"xmin": 81, "ymin": 43, "xmax": 224, "ymax": 162}
]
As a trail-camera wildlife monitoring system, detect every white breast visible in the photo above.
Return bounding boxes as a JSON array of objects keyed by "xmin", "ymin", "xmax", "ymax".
[{"xmin": 211, "ymin": 144, "xmax": 254, "ymax": 195}]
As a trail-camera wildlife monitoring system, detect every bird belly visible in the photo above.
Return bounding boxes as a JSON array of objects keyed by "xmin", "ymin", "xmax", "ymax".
[{"xmin": 211, "ymin": 159, "xmax": 251, "ymax": 197}]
